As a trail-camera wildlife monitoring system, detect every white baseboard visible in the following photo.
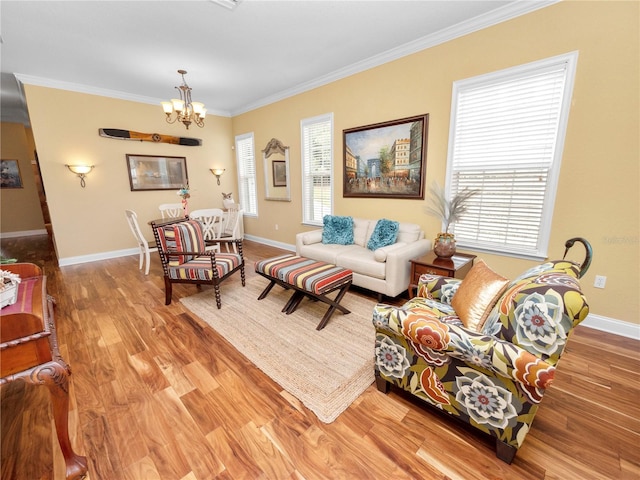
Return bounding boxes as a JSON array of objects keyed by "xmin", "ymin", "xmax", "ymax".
[
  {"xmin": 0, "ymin": 229, "xmax": 48, "ymax": 238},
  {"xmin": 58, "ymin": 247, "xmax": 156, "ymax": 267},
  {"xmin": 580, "ymin": 314, "xmax": 640, "ymax": 340},
  {"xmin": 244, "ymin": 234, "xmax": 295, "ymax": 252},
  {"xmin": 58, "ymin": 236, "xmax": 639, "ymax": 341}
]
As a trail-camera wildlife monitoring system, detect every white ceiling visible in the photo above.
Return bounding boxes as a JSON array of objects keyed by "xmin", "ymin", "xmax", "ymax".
[{"xmin": 0, "ymin": 0, "xmax": 555, "ymax": 125}]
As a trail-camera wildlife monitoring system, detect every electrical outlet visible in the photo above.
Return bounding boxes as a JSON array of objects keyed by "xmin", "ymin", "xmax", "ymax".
[
  {"xmin": 594, "ymin": 275, "xmax": 607, "ymax": 289},
  {"xmin": 275, "ymin": 224, "xmax": 279, "ymax": 230}
]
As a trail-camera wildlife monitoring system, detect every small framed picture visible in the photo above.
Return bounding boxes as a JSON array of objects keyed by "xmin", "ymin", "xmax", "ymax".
[
  {"xmin": 126, "ymin": 154, "xmax": 188, "ymax": 191},
  {"xmin": 0, "ymin": 159, "xmax": 23, "ymax": 188},
  {"xmin": 272, "ymin": 160, "xmax": 287, "ymax": 187}
]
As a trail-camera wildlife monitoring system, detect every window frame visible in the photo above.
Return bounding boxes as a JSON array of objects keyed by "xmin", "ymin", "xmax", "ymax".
[
  {"xmin": 445, "ymin": 51, "xmax": 579, "ymax": 260},
  {"xmin": 234, "ymin": 132, "xmax": 258, "ymax": 218},
  {"xmin": 300, "ymin": 113, "xmax": 334, "ymax": 226}
]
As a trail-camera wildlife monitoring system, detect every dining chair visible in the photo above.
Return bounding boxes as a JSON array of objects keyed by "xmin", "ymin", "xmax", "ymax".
[
  {"xmin": 159, "ymin": 203, "xmax": 184, "ymax": 219},
  {"xmin": 124, "ymin": 209, "xmax": 156, "ymax": 275},
  {"xmin": 150, "ymin": 218, "xmax": 245, "ymax": 308},
  {"xmin": 189, "ymin": 208, "xmax": 224, "ymax": 251},
  {"xmin": 220, "ymin": 204, "xmax": 243, "ymax": 253}
]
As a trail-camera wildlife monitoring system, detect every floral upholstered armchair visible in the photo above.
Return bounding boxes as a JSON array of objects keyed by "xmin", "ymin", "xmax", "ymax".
[{"xmin": 373, "ymin": 257, "xmax": 590, "ymax": 463}]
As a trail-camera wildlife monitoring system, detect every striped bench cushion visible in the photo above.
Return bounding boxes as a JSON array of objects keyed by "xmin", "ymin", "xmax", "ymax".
[
  {"xmin": 255, "ymin": 255, "xmax": 352, "ymax": 295},
  {"xmin": 168, "ymin": 253, "xmax": 242, "ymax": 280}
]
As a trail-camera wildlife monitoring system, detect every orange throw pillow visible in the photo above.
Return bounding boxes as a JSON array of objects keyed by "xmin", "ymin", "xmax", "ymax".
[{"xmin": 451, "ymin": 259, "xmax": 509, "ymax": 331}]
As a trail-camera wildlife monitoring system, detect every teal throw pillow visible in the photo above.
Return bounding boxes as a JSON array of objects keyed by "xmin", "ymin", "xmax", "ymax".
[
  {"xmin": 367, "ymin": 219, "xmax": 399, "ymax": 250},
  {"xmin": 322, "ymin": 215, "xmax": 354, "ymax": 245}
]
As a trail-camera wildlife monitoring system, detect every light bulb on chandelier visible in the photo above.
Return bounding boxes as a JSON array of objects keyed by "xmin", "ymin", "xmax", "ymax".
[{"xmin": 161, "ymin": 70, "xmax": 206, "ymax": 129}]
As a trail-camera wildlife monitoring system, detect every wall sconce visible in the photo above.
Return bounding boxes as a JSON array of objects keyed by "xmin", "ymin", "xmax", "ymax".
[
  {"xmin": 210, "ymin": 168, "xmax": 225, "ymax": 186},
  {"xmin": 65, "ymin": 164, "xmax": 94, "ymax": 188}
]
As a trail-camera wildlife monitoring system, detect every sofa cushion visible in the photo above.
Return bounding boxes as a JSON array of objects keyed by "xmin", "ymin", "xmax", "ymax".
[
  {"xmin": 336, "ymin": 248, "xmax": 386, "ymax": 280},
  {"xmin": 451, "ymin": 259, "xmax": 508, "ymax": 331},
  {"xmin": 353, "ymin": 218, "xmax": 374, "ymax": 247},
  {"xmin": 322, "ymin": 215, "xmax": 354, "ymax": 245},
  {"xmin": 367, "ymin": 219, "xmax": 399, "ymax": 250},
  {"xmin": 298, "ymin": 242, "xmax": 354, "ymax": 265},
  {"xmin": 396, "ymin": 222, "xmax": 423, "ymax": 243}
]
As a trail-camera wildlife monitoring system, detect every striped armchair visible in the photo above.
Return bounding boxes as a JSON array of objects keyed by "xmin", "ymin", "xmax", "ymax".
[{"xmin": 151, "ymin": 218, "xmax": 245, "ymax": 308}]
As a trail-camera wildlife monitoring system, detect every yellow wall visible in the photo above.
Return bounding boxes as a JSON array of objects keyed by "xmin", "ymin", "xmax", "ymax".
[
  {"xmin": 0, "ymin": 122, "xmax": 46, "ymax": 233},
  {"xmin": 24, "ymin": 87, "xmax": 234, "ymax": 260},
  {"xmin": 18, "ymin": 2, "xmax": 638, "ymax": 325},
  {"xmin": 233, "ymin": 2, "xmax": 639, "ymax": 324}
]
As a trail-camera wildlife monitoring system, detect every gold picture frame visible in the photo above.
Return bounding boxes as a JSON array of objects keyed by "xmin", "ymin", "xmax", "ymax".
[{"xmin": 343, "ymin": 114, "xmax": 428, "ymax": 199}]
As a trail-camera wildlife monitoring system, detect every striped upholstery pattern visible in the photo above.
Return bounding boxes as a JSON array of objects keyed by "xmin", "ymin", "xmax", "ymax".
[
  {"xmin": 157, "ymin": 220, "xmax": 205, "ymax": 266},
  {"xmin": 168, "ymin": 253, "xmax": 242, "ymax": 280},
  {"xmin": 255, "ymin": 254, "xmax": 352, "ymax": 295}
]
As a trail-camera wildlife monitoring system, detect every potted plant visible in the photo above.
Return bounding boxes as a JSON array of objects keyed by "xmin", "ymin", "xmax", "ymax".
[
  {"xmin": 177, "ymin": 184, "xmax": 191, "ymax": 215},
  {"xmin": 425, "ymin": 183, "xmax": 478, "ymax": 258}
]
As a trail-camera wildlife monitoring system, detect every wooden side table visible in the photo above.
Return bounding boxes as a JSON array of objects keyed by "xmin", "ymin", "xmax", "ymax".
[{"xmin": 408, "ymin": 251, "xmax": 476, "ymax": 297}]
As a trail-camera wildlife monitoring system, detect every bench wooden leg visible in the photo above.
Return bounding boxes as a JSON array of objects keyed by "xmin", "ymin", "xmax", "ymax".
[
  {"xmin": 283, "ymin": 290, "xmax": 304, "ymax": 313},
  {"xmin": 315, "ymin": 281, "xmax": 351, "ymax": 330},
  {"xmin": 257, "ymin": 279, "xmax": 277, "ymax": 300}
]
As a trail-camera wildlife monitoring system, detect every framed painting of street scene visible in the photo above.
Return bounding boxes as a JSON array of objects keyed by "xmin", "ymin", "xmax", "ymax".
[{"xmin": 343, "ymin": 114, "xmax": 428, "ymax": 199}]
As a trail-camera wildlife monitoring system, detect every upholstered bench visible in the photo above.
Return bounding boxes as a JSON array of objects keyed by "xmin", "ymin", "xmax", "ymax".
[{"xmin": 255, "ymin": 254, "xmax": 353, "ymax": 330}]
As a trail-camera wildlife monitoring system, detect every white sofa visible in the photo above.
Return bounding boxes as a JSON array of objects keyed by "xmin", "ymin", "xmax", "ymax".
[{"xmin": 295, "ymin": 218, "xmax": 431, "ymax": 299}]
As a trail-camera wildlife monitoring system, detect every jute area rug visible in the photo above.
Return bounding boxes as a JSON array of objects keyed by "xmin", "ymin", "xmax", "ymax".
[{"xmin": 180, "ymin": 276, "xmax": 377, "ymax": 423}]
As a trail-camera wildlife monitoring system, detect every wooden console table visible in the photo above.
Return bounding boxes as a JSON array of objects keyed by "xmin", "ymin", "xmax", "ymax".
[
  {"xmin": 0, "ymin": 263, "xmax": 87, "ymax": 480},
  {"xmin": 408, "ymin": 251, "xmax": 476, "ymax": 297}
]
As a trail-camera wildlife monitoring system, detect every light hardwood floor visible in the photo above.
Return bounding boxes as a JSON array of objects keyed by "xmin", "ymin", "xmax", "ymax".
[{"xmin": 1, "ymin": 234, "xmax": 639, "ymax": 479}]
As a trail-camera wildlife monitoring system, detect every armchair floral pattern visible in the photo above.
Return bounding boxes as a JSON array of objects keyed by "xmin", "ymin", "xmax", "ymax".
[{"xmin": 373, "ymin": 260, "xmax": 589, "ymax": 463}]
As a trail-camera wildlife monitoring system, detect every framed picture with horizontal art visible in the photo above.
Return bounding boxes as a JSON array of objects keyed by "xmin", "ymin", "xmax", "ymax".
[
  {"xmin": 126, "ymin": 154, "xmax": 188, "ymax": 191},
  {"xmin": 343, "ymin": 114, "xmax": 428, "ymax": 199},
  {"xmin": 0, "ymin": 159, "xmax": 23, "ymax": 188}
]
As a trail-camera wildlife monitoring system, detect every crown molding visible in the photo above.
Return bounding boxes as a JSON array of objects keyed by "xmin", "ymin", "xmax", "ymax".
[
  {"xmin": 14, "ymin": 73, "xmax": 231, "ymax": 118},
  {"xmin": 231, "ymin": 0, "xmax": 559, "ymax": 116}
]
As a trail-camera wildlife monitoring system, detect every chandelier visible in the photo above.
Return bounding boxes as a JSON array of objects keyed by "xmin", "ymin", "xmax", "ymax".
[{"xmin": 161, "ymin": 70, "xmax": 206, "ymax": 129}]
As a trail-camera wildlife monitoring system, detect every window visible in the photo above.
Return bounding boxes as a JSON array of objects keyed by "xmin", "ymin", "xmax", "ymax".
[
  {"xmin": 235, "ymin": 132, "xmax": 257, "ymax": 217},
  {"xmin": 301, "ymin": 113, "xmax": 333, "ymax": 225},
  {"xmin": 446, "ymin": 52, "xmax": 578, "ymax": 259}
]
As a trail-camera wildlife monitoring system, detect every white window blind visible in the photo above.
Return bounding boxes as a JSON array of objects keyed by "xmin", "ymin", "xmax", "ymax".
[
  {"xmin": 446, "ymin": 52, "xmax": 578, "ymax": 259},
  {"xmin": 301, "ymin": 113, "xmax": 333, "ymax": 225},
  {"xmin": 235, "ymin": 132, "xmax": 257, "ymax": 217}
]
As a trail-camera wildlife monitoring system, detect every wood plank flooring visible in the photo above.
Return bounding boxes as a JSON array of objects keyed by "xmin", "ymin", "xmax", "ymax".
[{"xmin": 1, "ymin": 234, "xmax": 639, "ymax": 479}]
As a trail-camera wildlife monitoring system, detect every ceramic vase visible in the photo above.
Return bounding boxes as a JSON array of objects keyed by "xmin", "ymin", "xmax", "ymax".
[{"xmin": 434, "ymin": 233, "xmax": 456, "ymax": 258}]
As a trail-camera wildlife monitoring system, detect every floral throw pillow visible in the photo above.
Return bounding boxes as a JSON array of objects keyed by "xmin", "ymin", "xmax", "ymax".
[
  {"xmin": 322, "ymin": 215, "xmax": 354, "ymax": 245},
  {"xmin": 367, "ymin": 219, "xmax": 399, "ymax": 250}
]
